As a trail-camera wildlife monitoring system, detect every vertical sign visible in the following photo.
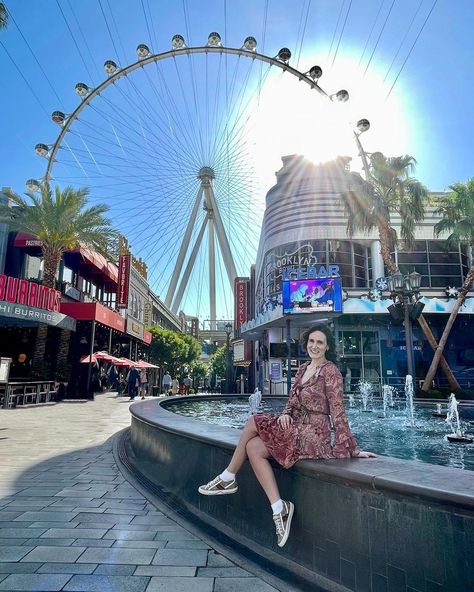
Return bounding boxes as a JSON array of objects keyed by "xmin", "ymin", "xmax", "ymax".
[
  {"xmin": 234, "ymin": 277, "xmax": 249, "ymax": 330},
  {"xmin": 117, "ymin": 255, "xmax": 131, "ymax": 309},
  {"xmin": 190, "ymin": 317, "xmax": 199, "ymax": 339}
]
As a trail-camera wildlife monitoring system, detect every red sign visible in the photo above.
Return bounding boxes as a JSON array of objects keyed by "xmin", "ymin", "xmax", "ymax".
[
  {"xmin": 117, "ymin": 255, "xmax": 131, "ymax": 309},
  {"xmin": 0, "ymin": 274, "xmax": 61, "ymax": 312},
  {"xmin": 234, "ymin": 277, "xmax": 249, "ymax": 329},
  {"xmin": 143, "ymin": 330, "xmax": 152, "ymax": 344}
]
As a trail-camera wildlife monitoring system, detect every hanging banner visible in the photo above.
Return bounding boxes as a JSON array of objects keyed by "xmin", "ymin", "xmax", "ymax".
[
  {"xmin": 234, "ymin": 277, "xmax": 249, "ymax": 329},
  {"xmin": 117, "ymin": 255, "xmax": 131, "ymax": 309}
]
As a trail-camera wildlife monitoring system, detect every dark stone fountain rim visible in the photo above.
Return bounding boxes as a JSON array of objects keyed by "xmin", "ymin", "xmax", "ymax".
[{"xmin": 130, "ymin": 395, "xmax": 474, "ymax": 510}]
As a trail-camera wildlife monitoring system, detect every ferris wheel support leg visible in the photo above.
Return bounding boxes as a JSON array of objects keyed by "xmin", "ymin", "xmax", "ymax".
[
  {"xmin": 171, "ymin": 216, "xmax": 208, "ymax": 314},
  {"xmin": 165, "ymin": 187, "xmax": 204, "ymax": 308},
  {"xmin": 204, "ymin": 185, "xmax": 237, "ymax": 289},
  {"xmin": 208, "ymin": 217, "xmax": 217, "ymax": 331}
]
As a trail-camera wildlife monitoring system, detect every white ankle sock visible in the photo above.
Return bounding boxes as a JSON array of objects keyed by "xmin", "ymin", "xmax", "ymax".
[
  {"xmin": 220, "ymin": 469, "xmax": 235, "ymax": 482},
  {"xmin": 271, "ymin": 499, "xmax": 284, "ymax": 514}
]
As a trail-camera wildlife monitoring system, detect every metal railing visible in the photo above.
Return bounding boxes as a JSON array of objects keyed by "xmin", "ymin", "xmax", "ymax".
[{"xmin": 0, "ymin": 381, "xmax": 58, "ymax": 409}]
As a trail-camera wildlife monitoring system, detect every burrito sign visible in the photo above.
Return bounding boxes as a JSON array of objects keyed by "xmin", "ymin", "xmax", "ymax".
[{"xmin": 0, "ymin": 274, "xmax": 61, "ymax": 312}]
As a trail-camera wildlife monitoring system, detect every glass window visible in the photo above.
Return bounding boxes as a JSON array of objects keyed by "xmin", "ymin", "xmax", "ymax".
[
  {"xmin": 362, "ymin": 332, "xmax": 379, "ymax": 355},
  {"xmin": 342, "ymin": 332, "xmax": 361, "ymax": 355},
  {"xmin": 23, "ymin": 255, "xmax": 43, "ymax": 281},
  {"xmin": 62, "ymin": 266, "xmax": 73, "ymax": 283}
]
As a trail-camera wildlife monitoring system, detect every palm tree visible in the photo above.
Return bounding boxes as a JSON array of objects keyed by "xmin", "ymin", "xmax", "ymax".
[
  {"xmin": 341, "ymin": 152, "xmax": 460, "ymax": 390},
  {"xmin": 422, "ymin": 179, "xmax": 474, "ymax": 391},
  {"xmin": 0, "ymin": 3, "xmax": 8, "ymax": 30},
  {"xmin": 0, "ymin": 184, "xmax": 117, "ymax": 373}
]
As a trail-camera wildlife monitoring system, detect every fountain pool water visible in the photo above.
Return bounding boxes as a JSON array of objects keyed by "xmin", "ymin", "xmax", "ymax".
[
  {"xmin": 164, "ymin": 396, "xmax": 474, "ymax": 471},
  {"xmin": 405, "ymin": 375, "xmax": 416, "ymax": 427}
]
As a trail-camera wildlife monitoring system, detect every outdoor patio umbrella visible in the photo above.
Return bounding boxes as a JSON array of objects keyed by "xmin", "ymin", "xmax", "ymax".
[{"xmin": 134, "ymin": 360, "xmax": 159, "ymax": 368}]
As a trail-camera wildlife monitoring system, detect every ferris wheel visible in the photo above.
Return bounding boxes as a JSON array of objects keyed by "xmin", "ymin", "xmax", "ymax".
[{"xmin": 28, "ymin": 32, "xmax": 369, "ymax": 324}]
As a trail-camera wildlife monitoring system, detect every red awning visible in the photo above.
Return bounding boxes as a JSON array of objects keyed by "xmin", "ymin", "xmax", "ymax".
[
  {"xmin": 77, "ymin": 245, "xmax": 118, "ymax": 284},
  {"xmin": 135, "ymin": 359, "xmax": 159, "ymax": 368},
  {"xmin": 13, "ymin": 233, "xmax": 118, "ymax": 284},
  {"xmin": 60, "ymin": 302, "xmax": 126, "ymax": 332}
]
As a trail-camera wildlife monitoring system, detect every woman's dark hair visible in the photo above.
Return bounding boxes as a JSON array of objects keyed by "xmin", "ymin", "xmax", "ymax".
[{"xmin": 300, "ymin": 324, "xmax": 338, "ymax": 363}]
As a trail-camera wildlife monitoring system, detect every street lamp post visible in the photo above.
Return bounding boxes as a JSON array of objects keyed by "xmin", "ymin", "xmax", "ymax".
[
  {"xmin": 224, "ymin": 322, "xmax": 233, "ymax": 394},
  {"xmin": 387, "ymin": 270, "xmax": 424, "ymax": 379}
]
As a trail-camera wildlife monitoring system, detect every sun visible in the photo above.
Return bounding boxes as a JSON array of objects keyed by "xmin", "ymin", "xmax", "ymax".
[{"xmin": 244, "ymin": 52, "xmax": 410, "ymax": 188}]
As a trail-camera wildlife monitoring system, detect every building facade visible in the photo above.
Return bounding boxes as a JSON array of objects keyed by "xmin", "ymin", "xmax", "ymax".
[{"xmin": 241, "ymin": 156, "xmax": 474, "ymax": 393}]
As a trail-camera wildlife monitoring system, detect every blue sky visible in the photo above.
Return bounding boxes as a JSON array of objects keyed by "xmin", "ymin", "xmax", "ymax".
[{"xmin": 1, "ymin": 0, "xmax": 473, "ymax": 320}]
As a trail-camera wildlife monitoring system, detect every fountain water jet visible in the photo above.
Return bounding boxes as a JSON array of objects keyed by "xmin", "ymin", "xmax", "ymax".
[
  {"xmin": 446, "ymin": 394, "xmax": 474, "ymax": 443},
  {"xmin": 359, "ymin": 381, "xmax": 373, "ymax": 412},
  {"xmin": 405, "ymin": 375, "xmax": 416, "ymax": 427},
  {"xmin": 248, "ymin": 388, "xmax": 262, "ymax": 416}
]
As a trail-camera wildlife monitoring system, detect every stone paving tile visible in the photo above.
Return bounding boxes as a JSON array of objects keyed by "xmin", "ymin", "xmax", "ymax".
[
  {"xmin": 21, "ymin": 546, "xmax": 86, "ymax": 563},
  {"xmin": 206, "ymin": 552, "xmax": 236, "ymax": 567},
  {"xmin": 77, "ymin": 547, "xmax": 155, "ymax": 565},
  {"xmin": 0, "ymin": 511, "xmax": 30, "ymax": 519},
  {"xmin": 104, "ymin": 529, "xmax": 157, "ymax": 540},
  {"xmin": 0, "ymin": 521, "xmax": 33, "ymax": 528},
  {"xmin": 112, "ymin": 540, "xmax": 167, "ymax": 549},
  {"xmin": 0, "ymin": 528, "xmax": 46, "ymax": 538},
  {"xmin": 14, "ymin": 487, "xmax": 64, "ymax": 497},
  {"xmin": 0, "ymin": 538, "xmax": 28, "ymax": 546},
  {"xmin": 50, "ymin": 499, "xmax": 105, "ymax": 508},
  {"xmin": 64, "ymin": 574, "xmax": 150, "ymax": 591},
  {"xmin": 94, "ymin": 564, "xmax": 136, "ymax": 575},
  {"xmin": 131, "ymin": 515, "xmax": 176, "ymax": 526},
  {"xmin": 0, "ymin": 573, "xmax": 72, "ymax": 591},
  {"xmin": 28, "ymin": 521, "xmax": 81, "ymax": 529},
  {"xmin": 41, "ymin": 528, "xmax": 108, "ymax": 539},
  {"xmin": 14, "ymin": 511, "xmax": 79, "ymax": 522},
  {"xmin": 165, "ymin": 540, "xmax": 211, "ymax": 549},
  {"xmin": 71, "ymin": 538, "xmax": 114, "ymax": 547},
  {"xmin": 74, "ymin": 512, "xmax": 134, "ymax": 525},
  {"xmin": 152, "ymin": 549, "xmax": 207, "ymax": 566},
  {"xmin": 145, "ymin": 576, "xmax": 214, "ymax": 592},
  {"xmin": 197, "ymin": 567, "xmax": 253, "ymax": 578},
  {"xmin": 36, "ymin": 563, "xmax": 97, "ymax": 574},
  {"xmin": 213, "ymin": 578, "xmax": 280, "ymax": 592},
  {"xmin": 154, "ymin": 530, "xmax": 199, "ymax": 541},
  {"xmin": 0, "ymin": 563, "xmax": 42, "ymax": 573},
  {"xmin": 23, "ymin": 538, "xmax": 76, "ymax": 547},
  {"xmin": 0, "ymin": 546, "xmax": 34, "ymax": 562},
  {"xmin": 134, "ymin": 566, "xmax": 196, "ymax": 577}
]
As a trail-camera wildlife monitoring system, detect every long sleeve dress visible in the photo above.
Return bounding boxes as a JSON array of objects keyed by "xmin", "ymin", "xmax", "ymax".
[{"xmin": 253, "ymin": 361, "xmax": 358, "ymax": 469}]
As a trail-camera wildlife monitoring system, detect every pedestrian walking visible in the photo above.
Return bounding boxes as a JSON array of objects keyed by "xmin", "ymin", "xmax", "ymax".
[
  {"xmin": 127, "ymin": 366, "xmax": 140, "ymax": 400},
  {"xmin": 139, "ymin": 368, "xmax": 148, "ymax": 399},
  {"xmin": 183, "ymin": 375, "xmax": 192, "ymax": 395},
  {"xmin": 162, "ymin": 371, "xmax": 172, "ymax": 395},
  {"xmin": 171, "ymin": 377, "xmax": 179, "ymax": 396}
]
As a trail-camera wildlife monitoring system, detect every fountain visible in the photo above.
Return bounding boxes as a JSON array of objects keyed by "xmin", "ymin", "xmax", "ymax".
[
  {"xmin": 446, "ymin": 394, "xmax": 474, "ymax": 443},
  {"xmin": 359, "ymin": 380, "xmax": 373, "ymax": 412},
  {"xmin": 248, "ymin": 388, "xmax": 262, "ymax": 416},
  {"xmin": 380, "ymin": 385, "xmax": 395, "ymax": 418},
  {"xmin": 348, "ymin": 393, "xmax": 355, "ymax": 407},
  {"xmin": 432, "ymin": 402, "xmax": 447, "ymax": 418},
  {"xmin": 405, "ymin": 375, "xmax": 416, "ymax": 427}
]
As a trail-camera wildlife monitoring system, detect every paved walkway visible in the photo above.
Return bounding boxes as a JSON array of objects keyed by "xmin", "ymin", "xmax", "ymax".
[{"xmin": 0, "ymin": 394, "xmax": 281, "ymax": 592}]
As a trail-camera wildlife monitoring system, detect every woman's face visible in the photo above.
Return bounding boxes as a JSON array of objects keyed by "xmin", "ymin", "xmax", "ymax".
[{"xmin": 307, "ymin": 330, "xmax": 328, "ymax": 364}]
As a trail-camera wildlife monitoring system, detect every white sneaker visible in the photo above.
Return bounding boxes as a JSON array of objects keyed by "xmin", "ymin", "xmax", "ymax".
[
  {"xmin": 198, "ymin": 475, "xmax": 238, "ymax": 495},
  {"xmin": 273, "ymin": 500, "xmax": 294, "ymax": 547}
]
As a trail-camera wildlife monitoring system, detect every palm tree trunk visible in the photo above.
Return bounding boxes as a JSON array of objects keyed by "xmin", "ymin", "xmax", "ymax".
[
  {"xmin": 421, "ymin": 264, "xmax": 474, "ymax": 391},
  {"xmin": 33, "ymin": 247, "xmax": 62, "ymax": 374},
  {"xmin": 57, "ymin": 330, "xmax": 71, "ymax": 367},
  {"xmin": 376, "ymin": 223, "xmax": 459, "ymax": 389}
]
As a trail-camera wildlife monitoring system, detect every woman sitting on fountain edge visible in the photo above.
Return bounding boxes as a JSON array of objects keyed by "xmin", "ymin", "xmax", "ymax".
[{"xmin": 198, "ymin": 323, "xmax": 377, "ymax": 548}]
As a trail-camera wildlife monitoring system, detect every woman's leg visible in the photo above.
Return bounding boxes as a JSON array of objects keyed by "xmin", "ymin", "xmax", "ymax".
[
  {"xmin": 246, "ymin": 436, "xmax": 280, "ymax": 504},
  {"xmin": 226, "ymin": 416, "xmax": 259, "ymax": 474}
]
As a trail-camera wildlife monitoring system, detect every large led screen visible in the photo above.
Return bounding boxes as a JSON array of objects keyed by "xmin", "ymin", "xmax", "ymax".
[{"xmin": 282, "ymin": 277, "xmax": 343, "ymax": 314}]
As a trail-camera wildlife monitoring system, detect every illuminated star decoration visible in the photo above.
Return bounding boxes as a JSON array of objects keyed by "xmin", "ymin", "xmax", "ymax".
[
  {"xmin": 445, "ymin": 286, "xmax": 459, "ymax": 298},
  {"xmin": 375, "ymin": 277, "xmax": 389, "ymax": 291}
]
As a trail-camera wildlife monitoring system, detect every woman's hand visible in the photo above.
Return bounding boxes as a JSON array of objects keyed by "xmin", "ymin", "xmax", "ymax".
[
  {"xmin": 277, "ymin": 414, "xmax": 293, "ymax": 430},
  {"xmin": 352, "ymin": 449, "xmax": 377, "ymax": 458}
]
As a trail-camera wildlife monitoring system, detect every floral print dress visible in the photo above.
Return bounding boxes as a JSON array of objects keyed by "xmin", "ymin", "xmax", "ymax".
[{"xmin": 253, "ymin": 361, "xmax": 358, "ymax": 468}]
